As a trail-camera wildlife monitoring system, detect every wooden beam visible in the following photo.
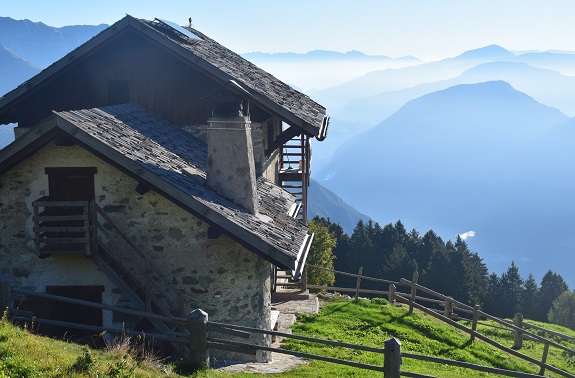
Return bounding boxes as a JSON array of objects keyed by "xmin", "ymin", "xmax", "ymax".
[{"xmin": 265, "ymin": 126, "xmax": 301, "ymax": 156}]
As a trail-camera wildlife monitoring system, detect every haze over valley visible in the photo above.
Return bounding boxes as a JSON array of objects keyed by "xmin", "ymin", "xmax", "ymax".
[{"xmin": 1, "ymin": 16, "xmax": 574, "ymax": 286}]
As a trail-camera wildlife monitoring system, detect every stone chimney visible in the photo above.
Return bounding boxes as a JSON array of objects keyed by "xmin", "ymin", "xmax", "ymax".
[{"xmin": 206, "ymin": 98, "xmax": 258, "ymax": 213}]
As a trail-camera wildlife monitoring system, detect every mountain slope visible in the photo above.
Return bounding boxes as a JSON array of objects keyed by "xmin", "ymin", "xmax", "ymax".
[
  {"xmin": 446, "ymin": 44, "xmax": 515, "ymax": 63},
  {"xmin": 308, "ymin": 178, "xmax": 370, "ymax": 234},
  {"xmin": 316, "ymin": 81, "xmax": 572, "ymax": 284},
  {"xmin": 0, "ymin": 44, "xmax": 40, "ymax": 96},
  {"xmin": 333, "ymin": 62, "xmax": 575, "ymax": 125},
  {"xmin": 243, "ymin": 50, "xmax": 422, "ymax": 91},
  {"xmin": 0, "ymin": 16, "xmax": 107, "ymax": 68},
  {"xmin": 311, "ymin": 45, "xmax": 515, "ymax": 110},
  {"xmin": 0, "ymin": 124, "xmax": 15, "ymax": 148}
]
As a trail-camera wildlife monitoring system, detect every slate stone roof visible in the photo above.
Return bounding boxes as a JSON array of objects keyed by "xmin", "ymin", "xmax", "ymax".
[
  {"xmin": 54, "ymin": 103, "xmax": 310, "ymax": 268},
  {"xmin": 0, "ymin": 15, "xmax": 328, "ymax": 139},
  {"xmin": 141, "ymin": 19, "xmax": 326, "ymax": 134}
]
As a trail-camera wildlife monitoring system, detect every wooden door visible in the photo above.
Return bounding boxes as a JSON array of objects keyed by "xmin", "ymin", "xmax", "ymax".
[
  {"xmin": 45, "ymin": 285, "xmax": 104, "ymax": 341},
  {"xmin": 44, "ymin": 167, "xmax": 97, "ymax": 243},
  {"xmin": 46, "ymin": 167, "xmax": 96, "ymax": 201}
]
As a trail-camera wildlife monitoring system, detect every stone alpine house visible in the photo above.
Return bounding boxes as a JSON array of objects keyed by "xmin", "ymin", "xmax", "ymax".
[{"xmin": 0, "ymin": 16, "xmax": 329, "ymax": 362}]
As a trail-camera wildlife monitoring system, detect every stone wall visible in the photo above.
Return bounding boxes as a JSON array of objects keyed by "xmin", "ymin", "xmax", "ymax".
[
  {"xmin": 0, "ymin": 141, "xmax": 271, "ymax": 361},
  {"xmin": 182, "ymin": 117, "xmax": 281, "ymax": 185}
]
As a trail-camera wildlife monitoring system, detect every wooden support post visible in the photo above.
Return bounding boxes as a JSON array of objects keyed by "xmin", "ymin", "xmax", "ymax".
[
  {"xmin": 409, "ymin": 271, "xmax": 419, "ymax": 314},
  {"xmin": 383, "ymin": 337, "xmax": 401, "ymax": 378},
  {"xmin": 388, "ymin": 283, "xmax": 396, "ymax": 304},
  {"xmin": 539, "ymin": 342, "xmax": 550, "ymax": 376},
  {"xmin": 0, "ymin": 275, "xmax": 13, "ymax": 315},
  {"xmin": 354, "ymin": 267, "xmax": 363, "ymax": 300},
  {"xmin": 471, "ymin": 304, "xmax": 480, "ymax": 342},
  {"xmin": 188, "ymin": 309, "xmax": 209, "ymax": 369},
  {"xmin": 443, "ymin": 297, "xmax": 453, "ymax": 318},
  {"xmin": 513, "ymin": 312, "xmax": 523, "ymax": 349},
  {"xmin": 300, "ymin": 266, "xmax": 307, "ymax": 293}
]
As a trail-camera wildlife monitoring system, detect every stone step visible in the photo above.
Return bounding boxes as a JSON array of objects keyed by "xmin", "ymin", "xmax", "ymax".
[{"xmin": 272, "ymin": 289, "xmax": 310, "ymax": 302}]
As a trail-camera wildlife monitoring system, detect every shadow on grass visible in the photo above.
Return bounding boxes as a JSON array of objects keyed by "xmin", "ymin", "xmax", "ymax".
[{"xmin": 318, "ymin": 301, "xmax": 352, "ymax": 317}]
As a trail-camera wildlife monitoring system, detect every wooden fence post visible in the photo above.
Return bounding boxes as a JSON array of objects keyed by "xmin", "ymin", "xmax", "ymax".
[
  {"xmin": 388, "ymin": 283, "xmax": 396, "ymax": 304},
  {"xmin": 354, "ymin": 267, "xmax": 363, "ymax": 300},
  {"xmin": 470, "ymin": 304, "xmax": 480, "ymax": 342},
  {"xmin": 539, "ymin": 342, "xmax": 550, "ymax": 376},
  {"xmin": 0, "ymin": 275, "xmax": 12, "ymax": 315},
  {"xmin": 383, "ymin": 337, "xmax": 401, "ymax": 378},
  {"xmin": 188, "ymin": 309, "xmax": 209, "ymax": 369},
  {"xmin": 443, "ymin": 297, "xmax": 453, "ymax": 318},
  {"xmin": 513, "ymin": 312, "xmax": 523, "ymax": 349},
  {"xmin": 443, "ymin": 297, "xmax": 453, "ymax": 319},
  {"xmin": 300, "ymin": 266, "xmax": 307, "ymax": 293},
  {"xmin": 409, "ymin": 271, "xmax": 419, "ymax": 314}
]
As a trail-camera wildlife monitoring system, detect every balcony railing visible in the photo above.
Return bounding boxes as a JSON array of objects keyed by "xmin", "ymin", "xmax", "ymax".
[{"xmin": 32, "ymin": 197, "xmax": 92, "ymax": 256}]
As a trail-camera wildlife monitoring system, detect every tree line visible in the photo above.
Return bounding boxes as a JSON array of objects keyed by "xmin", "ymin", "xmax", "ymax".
[{"xmin": 309, "ymin": 217, "xmax": 573, "ymax": 328}]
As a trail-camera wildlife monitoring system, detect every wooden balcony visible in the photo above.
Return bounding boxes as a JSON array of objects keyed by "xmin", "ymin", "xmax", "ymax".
[{"xmin": 32, "ymin": 197, "xmax": 92, "ymax": 257}]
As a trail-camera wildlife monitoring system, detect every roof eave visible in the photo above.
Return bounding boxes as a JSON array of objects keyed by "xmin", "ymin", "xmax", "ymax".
[{"xmin": 292, "ymin": 232, "xmax": 314, "ymax": 281}]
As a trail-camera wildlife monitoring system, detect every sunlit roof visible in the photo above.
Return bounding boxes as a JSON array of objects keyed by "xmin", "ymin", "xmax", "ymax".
[{"xmin": 156, "ymin": 18, "xmax": 201, "ymax": 40}]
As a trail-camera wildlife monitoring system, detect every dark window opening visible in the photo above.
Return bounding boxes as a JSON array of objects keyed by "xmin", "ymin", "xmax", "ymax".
[
  {"xmin": 45, "ymin": 167, "xmax": 97, "ymax": 201},
  {"xmin": 42, "ymin": 167, "xmax": 97, "ymax": 252},
  {"xmin": 17, "ymin": 285, "xmax": 104, "ymax": 345}
]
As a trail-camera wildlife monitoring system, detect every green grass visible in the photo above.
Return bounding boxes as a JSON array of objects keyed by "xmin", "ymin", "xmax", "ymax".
[
  {"xmin": 212, "ymin": 297, "xmax": 575, "ymax": 378},
  {"xmin": 0, "ymin": 313, "xmax": 185, "ymax": 377},
  {"xmin": 2, "ymin": 300, "xmax": 575, "ymax": 377}
]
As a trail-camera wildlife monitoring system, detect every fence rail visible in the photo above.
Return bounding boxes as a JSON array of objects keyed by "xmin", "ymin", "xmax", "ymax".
[
  {"xmin": 3, "ymin": 268, "xmax": 575, "ymax": 377},
  {"xmin": 290, "ymin": 266, "xmax": 575, "ymax": 377}
]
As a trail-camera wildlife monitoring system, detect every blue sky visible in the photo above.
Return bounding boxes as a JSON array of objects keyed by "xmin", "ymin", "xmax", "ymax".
[{"xmin": 3, "ymin": 0, "xmax": 575, "ymax": 60}]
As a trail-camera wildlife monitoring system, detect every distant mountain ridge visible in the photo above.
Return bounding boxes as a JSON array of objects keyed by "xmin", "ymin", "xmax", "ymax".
[
  {"xmin": 0, "ymin": 124, "xmax": 14, "ymax": 148},
  {"xmin": 0, "ymin": 16, "xmax": 107, "ymax": 68},
  {"xmin": 0, "ymin": 43, "xmax": 40, "ymax": 96},
  {"xmin": 317, "ymin": 81, "xmax": 572, "ymax": 285},
  {"xmin": 244, "ymin": 50, "xmax": 420, "ymax": 62},
  {"xmin": 308, "ymin": 178, "xmax": 370, "ymax": 234},
  {"xmin": 448, "ymin": 44, "xmax": 516, "ymax": 62}
]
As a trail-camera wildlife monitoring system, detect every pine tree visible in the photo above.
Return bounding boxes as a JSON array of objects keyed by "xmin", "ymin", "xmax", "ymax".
[
  {"xmin": 537, "ymin": 270, "xmax": 569, "ymax": 321},
  {"xmin": 483, "ymin": 273, "xmax": 501, "ymax": 315},
  {"xmin": 521, "ymin": 274, "xmax": 540, "ymax": 320},
  {"xmin": 462, "ymin": 251, "xmax": 489, "ymax": 306},
  {"xmin": 498, "ymin": 262, "xmax": 524, "ymax": 317}
]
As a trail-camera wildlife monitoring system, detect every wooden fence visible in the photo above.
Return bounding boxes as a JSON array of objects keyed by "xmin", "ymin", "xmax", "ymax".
[
  {"xmin": 2, "ymin": 275, "xmax": 574, "ymax": 377},
  {"xmin": 291, "ymin": 267, "xmax": 575, "ymax": 377}
]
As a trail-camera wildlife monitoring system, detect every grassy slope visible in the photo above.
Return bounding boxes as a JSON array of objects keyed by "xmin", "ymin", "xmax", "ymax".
[
  {"xmin": 2, "ymin": 300, "xmax": 575, "ymax": 377},
  {"xmin": 0, "ymin": 315, "xmax": 183, "ymax": 377},
  {"xmin": 211, "ymin": 298, "xmax": 575, "ymax": 378}
]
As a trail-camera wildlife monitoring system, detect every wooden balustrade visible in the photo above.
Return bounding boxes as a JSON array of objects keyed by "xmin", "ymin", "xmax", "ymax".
[{"xmin": 32, "ymin": 197, "xmax": 92, "ymax": 256}]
